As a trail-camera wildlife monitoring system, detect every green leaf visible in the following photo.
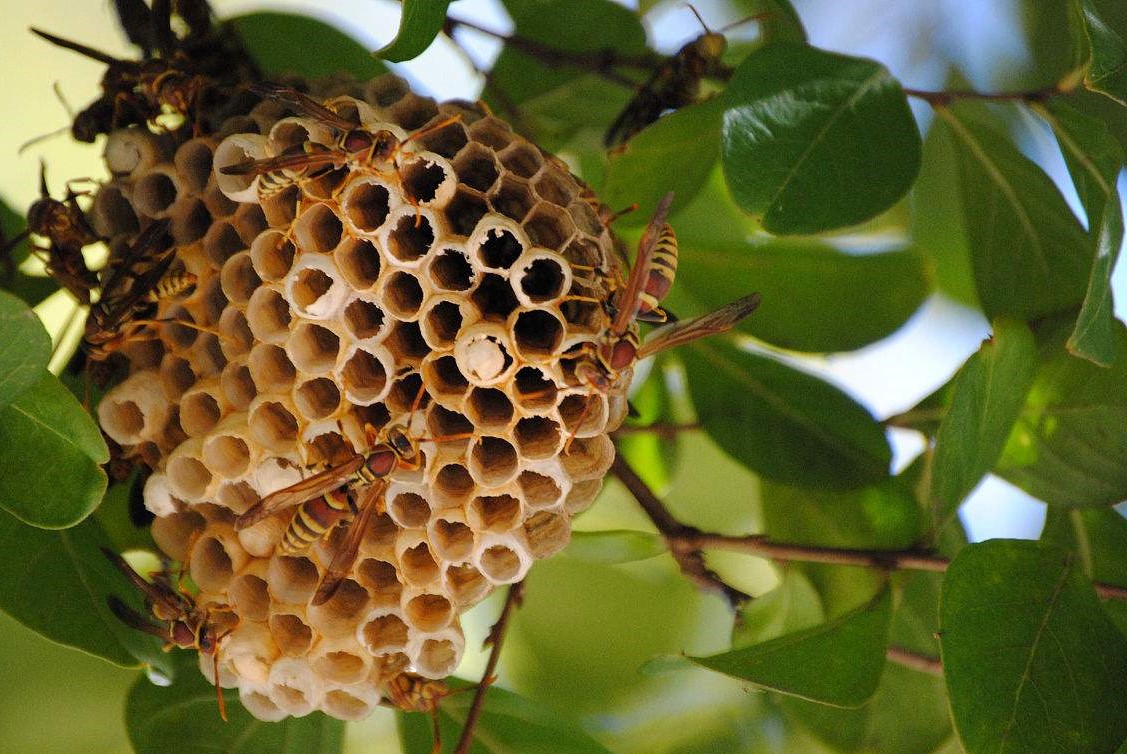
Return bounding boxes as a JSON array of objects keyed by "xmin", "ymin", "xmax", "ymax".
[
  {"xmin": 735, "ymin": 0, "xmax": 807, "ymax": 44},
  {"xmin": 997, "ymin": 319, "xmax": 1127, "ymax": 506},
  {"xmin": 681, "ymin": 340, "xmax": 891, "ymax": 489},
  {"xmin": 938, "ymin": 106, "xmax": 1094, "ymax": 319},
  {"xmin": 1068, "ymin": 189, "xmax": 1124, "ymax": 366},
  {"xmin": 940, "ymin": 539, "xmax": 1127, "ymax": 754},
  {"xmin": 1078, "ymin": 0, "xmax": 1127, "ymax": 104},
  {"xmin": 0, "ymin": 507, "xmax": 169, "ymax": 671},
  {"xmin": 563, "ymin": 530, "xmax": 665, "ymax": 564},
  {"xmin": 929, "ymin": 318, "xmax": 1036, "ymax": 521},
  {"xmin": 615, "ymin": 368, "xmax": 677, "ymax": 492},
  {"xmin": 231, "ymin": 12, "xmax": 387, "ymax": 81},
  {"xmin": 689, "ymin": 588, "xmax": 891, "ymax": 706},
  {"xmin": 127, "ymin": 651, "xmax": 344, "ymax": 754},
  {"xmin": 1023, "ymin": 0, "xmax": 1091, "ymax": 90},
  {"xmin": 398, "ymin": 679, "xmax": 615, "ymax": 754},
  {"xmin": 733, "ymin": 569, "xmax": 824, "ymax": 646},
  {"xmin": 0, "ymin": 290, "xmax": 51, "ymax": 409},
  {"xmin": 720, "ymin": 43, "xmax": 921, "ymax": 234},
  {"xmin": 1042, "ymin": 507, "xmax": 1127, "ymax": 588},
  {"xmin": 600, "ymin": 99, "xmax": 722, "ymax": 224},
  {"xmin": 0, "ymin": 371, "xmax": 107, "ymax": 528},
  {"xmin": 375, "ymin": 0, "xmax": 453, "ymax": 62}
]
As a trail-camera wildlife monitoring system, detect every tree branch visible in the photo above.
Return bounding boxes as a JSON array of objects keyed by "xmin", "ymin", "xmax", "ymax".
[
  {"xmin": 886, "ymin": 645, "xmax": 943, "ymax": 676},
  {"xmin": 903, "ymin": 85, "xmax": 1062, "ymax": 107},
  {"xmin": 453, "ymin": 580, "xmax": 525, "ymax": 754},
  {"xmin": 611, "ymin": 422, "xmax": 702, "ymax": 439}
]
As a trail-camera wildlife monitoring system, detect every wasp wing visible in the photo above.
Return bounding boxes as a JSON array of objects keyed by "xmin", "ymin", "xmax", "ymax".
[
  {"xmin": 250, "ymin": 82, "xmax": 356, "ymax": 131},
  {"xmin": 219, "ymin": 148, "xmax": 344, "ymax": 176},
  {"xmin": 234, "ymin": 454, "xmax": 366, "ymax": 530},
  {"xmin": 106, "ymin": 595, "xmax": 172, "ymax": 640},
  {"xmin": 610, "ymin": 192, "xmax": 674, "ymax": 336},
  {"xmin": 101, "ymin": 546, "xmax": 191, "ymax": 618},
  {"xmin": 311, "ymin": 480, "xmax": 386, "ymax": 606},
  {"xmin": 634, "ymin": 293, "xmax": 760, "ymax": 360}
]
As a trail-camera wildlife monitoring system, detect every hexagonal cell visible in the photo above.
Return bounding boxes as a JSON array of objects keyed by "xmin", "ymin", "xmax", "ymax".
[
  {"xmin": 203, "ymin": 433, "xmax": 252, "ymax": 479},
  {"xmin": 170, "ymin": 198, "xmax": 211, "ymax": 245},
  {"xmin": 472, "ymin": 226, "xmax": 524, "ymax": 271},
  {"xmin": 364, "ymin": 74, "xmax": 411, "ymax": 107},
  {"xmin": 161, "ymin": 354, "xmax": 196, "ymax": 399},
  {"xmin": 427, "ymin": 247, "xmax": 476, "ymax": 292},
  {"xmin": 336, "ymin": 236, "xmax": 383, "ymax": 290},
  {"xmin": 517, "ymin": 470, "xmax": 564, "ymax": 509},
  {"xmin": 422, "ymin": 354, "xmax": 469, "ymax": 406},
  {"xmin": 250, "ymin": 229, "xmax": 296, "ymax": 282},
  {"xmin": 220, "ymin": 361, "xmax": 256, "ymax": 411},
  {"xmin": 248, "ymin": 399, "xmax": 300, "ymax": 452},
  {"xmin": 90, "ymin": 184, "xmax": 139, "ymax": 238},
  {"xmin": 175, "ymin": 138, "xmax": 214, "ymax": 194},
  {"xmin": 524, "ymin": 510, "xmax": 571, "ymax": 559},
  {"xmin": 419, "ymin": 298, "xmax": 463, "ymax": 350},
  {"xmin": 341, "ymin": 178, "xmax": 393, "ymax": 233},
  {"xmin": 533, "ymin": 169, "xmax": 577, "ymax": 207},
  {"xmin": 133, "ymin": 169, "xmax": 179, "ymax": 217},
  {"xmin": 466, "ymin": 387, "xmax": 514, "ymax": 431},
  {"xmin": 515, "ymin": 255, "xmax": 567, "ymax": 304},
  {"xmin": 388, "ymin": 491, "xmax": 430, "ymax": 529},
  {"xmin": 514, "ymin": 416, "xmax": 563, "ymax": 460},
  {"xmin": 233, "ymin": 203, "xmax": 268, "ymax": 245},
  {"xmin": 180, "ymin": 388, "xmax": 222, "ymax": 437},
  {"xmin": 199, "ymin": 275, "xmax": 229, "ymax": 325},
  {"xmin": 512, "ymin": 308, "xmax": 565, "ymax": 361},
  {"xmin": 400, "ymin": 157, "xmax": 451, "ymax": 207},
  {"xmin": 260, "ymin": 184, "xmax": 301, "ymax": 227},
  {"xmin": 415, "ymin": 118, "xmax": 468, "ymax": 158},
  {"xmin": 470, "ymin": 274, "xmax": 519, "ymax": 319},
  {"xmin": 293, "ymin": 202, "xmax": 344, "ymax": 254},
  {"xmin": 383, "ymin": 212, "xmax": 436, "ymax": 265},
  {"xmin": 443, "ymin": 186, "xmax": 489, "ymax": 236},
  {"xmin": 378, "ymin": 270, "xmax": 425, "ymax": 320},
  {"xmin": 340, "ymin": 345, "xmax": 391, "ymax": 405},
  {"xmin": 568, "ymin": 197, "xmax": 605, "ymax": 236},
  {"xmin": 468, "ymin": 118, "xmax": 514, "ymax": 150},
  {"xmin": 203, "ymin": 218, "xmax": 245, "ymax": 270},
  {"xmin": 342, "ymin": 296, "xmax": 387, "ymax": 341},
  {"xmin": 404, "ymin": 592, "xmax": 452, "ymax": 632},
  {"xmin": 270, "ymin": 612, "xmax": 315, "ymax": 657},
  {"xmin": 269, "ymin": 118, "xmax": 317, "ymax": 151},
  {"xmin": 444, "ymin": 562, "xmax": 489, "ymax": 606},
  {"xmin": 523, "ymin": 201, "xmax": 575, "ymax": 251},
  {"xmin": 513, "ymin": 366, "xmax": 557, "ymax": 411},
  {"xmin": 489, "ymin": 175, "xmax": 535, "ymax": 222},
  {"xmin": 399, "ymin": 543, "xmax": 441, "ymax": 589},
  {"xmin": 357, "ymin": 558, "xmax": 403, "ymax": 603},
  {"xmin": 286, "ymin": 321, "xmax": 341, "ymax": 374},
  {"xmin": 295, "ymin": 377, "xmax": 342, "ymax": 420},
  {"xmin": 221, "ymin": 251, "xmax": 261, "ymax": 306},
  {"xmin": 384, "ymin": 320, "xmax": 429, "ymax": 367},
  {"xmin": 218, "ymin": 307, "xmax": 254, "ymax": 360},
  {"xmin": 388, "ymin": 92, "xmax": 439, "ymax": 130},
  {"xmin": 497, "ymin": 142, "xmax": 543, "ymax": 179},
  {"xmin": 468, "ymin": 436, "xmax": 520, "ymax": 488},
  {"xmin": 246, "ymin": 287, "xmax": 292, "ymax": 343},
  {"xmin": 430, "ymin": 517, "xmax": 474, "ymax": 562},
  {"xmin": 452, "ymin": 142, "xmax": 500, "ymax": 192},
  {"xmin": 248, "ymin": 343, "xmax": 296, "ymax": 393}
]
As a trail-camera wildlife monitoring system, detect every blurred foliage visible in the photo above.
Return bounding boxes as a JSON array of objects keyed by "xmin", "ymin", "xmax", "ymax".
[{"xmin": 2, "ymin": 1, "xmax": 1127, "ymax": 753}]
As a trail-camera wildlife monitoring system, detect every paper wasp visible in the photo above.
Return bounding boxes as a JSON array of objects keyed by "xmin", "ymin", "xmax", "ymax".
[
  {"xmin": 83, "ymin": 218, "xmax": 199, "ymax": 361},
  {"xmin": 102, "ymin": 547, "xmax": 239, "ymax": 720},
  {"xmin": 383, "ymin": 672, "xmax": 454, "ymax": 754},
  {"xmin": 565, "ymin": 193, "xmax": 760, "ymax": 444}
]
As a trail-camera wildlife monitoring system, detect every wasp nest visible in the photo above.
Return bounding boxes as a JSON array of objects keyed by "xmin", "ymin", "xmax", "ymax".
[{"xmin": 94, "ymin": 74, "xmax": 630, "ymax": 721}]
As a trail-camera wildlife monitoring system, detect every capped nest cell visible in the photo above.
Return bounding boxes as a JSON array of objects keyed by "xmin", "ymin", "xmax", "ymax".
[{"xmin": 95, "ymin": 75, "xmax": 631, "ymax": 720}]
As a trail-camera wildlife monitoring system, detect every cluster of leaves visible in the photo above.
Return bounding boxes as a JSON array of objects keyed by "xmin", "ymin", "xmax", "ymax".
[{"xmin": 3, "ymin": 0, "xmax": 1127, "ymax": 752}]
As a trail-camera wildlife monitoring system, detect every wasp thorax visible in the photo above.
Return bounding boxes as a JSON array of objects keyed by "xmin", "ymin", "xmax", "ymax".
[{"xmin": 93, "ymin": 73, "xmax": 631, "ymax": 722}]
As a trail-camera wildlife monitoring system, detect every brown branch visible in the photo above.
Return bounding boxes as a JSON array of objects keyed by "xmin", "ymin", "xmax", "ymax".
[
  {"xmin": 903, "ymin": 85, "xmax": 1061, "ymax": 107},
  {"xmin": 886, "ymin": 645, "xmax": 943, "ymax": 676},
  {"xmin": 1095, "ymin": 582, "xmax": 1127, "ymax": 601},
  {"xmin": 612, "ymin": 422, "xmax": 702, "ymax": 439},
  {"xmin": 611, "ymin": 455, "xmax": 751, "ymax": 610},
  {"xmin": 453, "ymin": 580, "xmax": 525, "ymax": 754}
]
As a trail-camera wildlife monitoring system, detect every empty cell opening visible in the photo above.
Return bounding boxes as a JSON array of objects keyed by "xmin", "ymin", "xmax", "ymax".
[
  {"xmin": 233, "ymin": 202, "xmax": 268, "ymax": 244},
  {"xmin": 314, "ymin": 579, "xmax": 370, "ymax": 621},
  {"xmin": 426, "ymin": 355, "xmax": 469, "ymax": 399},
  {"xmin": 476, "ymin": 228, "xmax": 523, "ymax": 270},
  {"xmin": 270, "ymin": 120, "xmax": 312, "ymax": 150},
  {"xmin": 216, "ymin": 480, "xmax": 257, "ymax": 511},
  {"xmin": 324, "ymin": 690, "xmax": 372, "ymax": 721},
  {"xmin": 219, "ymin": 309, "xmax": 253, "ymax": 359},
  {"xmin": 430, "ymin": 247, "xmax": 474, "ymax": 291},
  {"xmin": 288, "ymin": 323, "xmax": 340, "ymax": 373},
  {"xmin": 519, "ymin": 258, "xmax": 566, "ymax": 302},
  {"xmin": 358, "ymin": 559, "xmax": 403, "ymax": 600},
  {"xmin": 345, "ymin": 181, "xmax": 391, "ymax": 231},
  {"xmin": 344, "ymin": 299, "xmax": 385, "ymax": 340},
  {"xmin": 443, "ymin": 187, "xmax": 489, "ymax": 236},
  {"xmin": 246, "ymin": 288, "xmax": 291, "ymax": 341},
  {"xmin": 228, "ymin": 574, "xmax": 269, "ymax": 622},
  {"xmin": 201, "ymin": 277, "xmax": 229, "ymax": 324},
  {"xmin": 260, "ymin": 184, "xmax": 300, "ymax": 227},
  {"xmin": 293, "ymin": 203, "xmax": 343, "ymax": 253},
  {"xmin": 469, "ymin": 118, "xmax": 512, "ymax": 149},
  {"xmin": 467, "ymin": 387, "xmax": 514, "ymax": 429},
  {"xmin": 203, "ymin": 221, "xmax": 243, "ymax": 267},
  {"xmin": 560, "ymin": 298, "xmax": 603, "ymax": 329},
  {"xmin": 248, "ymin": 344, "xmax": 296, "ymax": 392},
  {"xmin": 471, "ymin": 436, "xmax": 519, "ymax": 485},
  {"xmin": 498, "ymin": 143, "xmax": 542, "ymax": 179},
  {"xmin": 470, "ymin": 493, "xmax": 522, "ymax": 533},
  {"xmin": 418, "ymin": 638, "xmax": 459, "ymax": 676},
  {"xmin": 250, "ymin": 401, "xmax": 299, "ymax": 448},
  {"xmin": 386, "ymin": 321, "xmax": 428, "ymax": 364},
  {"xmin": 514, "ymin": 309, "xmax": 564, "ymax": 358},
  {"xmin": 400, "ymin": 543, "xmax": 440, "ymax": 586},
  {"xmin": 524, "ymin": 510, "xmax": 570, "ymax": 559},
  {"xmin": 383, "ymin": 271, "xmax": 424, "ymax": 318},
  {"xmin": 337, "ymin": 236, "xmax": 382, "ymax": 289},
  {"xmin": 524, "ymin": 203, "xmax": 573, "ymax": 250},
  {"xmin": 384, "ymin": 372, "xmax": 426, "ymax": 417},
  {"xmin": 270, "ymin": 613, "xmax": 314, "ymax": 657},
  {"xmin": 435, "ymin": 464, "xmax": 474, "ymax": 502},
  {"xmin": 176, "ymin": 140, "xmax": 214, "ymax": 192},
  {"xmin": 221, "ymin": 364, "xmax": 256, "ymax": 410},
  {"xmin": 365, "ymin": 75, "xmax": 409, "ymax": 106},
  {"xmin": 91, "ymin": 185, "xmax": 139, "ymax": 236},
  {"xmin": 433, "ymin": 519, "xmax": 473, "ymax": 561},
  {"xmin": 558, "ymin": 394, "xmax": 592, "ymax": 430},
  {"xmin": 296, "ymin": 377, "xmax": 341, "ymax": 420},
  {"xmin": 171, "ymin": 198, "xmax": 211, "ymax": 245},
  {"xmin": 162, "ymin": 356, "xmax": 195, "ymax": 397},
  {"xmin": 533, "ymin": 170, "xmax": 575, "ymax": 206},
  {"xmin": 401, "ymin": 159, "xmax": 446, "ymax": 205},
  {"xmin": 309, "ymin": 429, "xmax": 351, "ymax": 466},
  {"xmin": 445, "ymin": 563, "xmax": 488, "ymax": 604},
  {"xmin": 480, "ymin": 544, "xmax": 523, "ymax": 583},
  {"xmin": 489, "ymin": 176, "xmax": 534, "ymax": 221},
  {"xmin": 168, "ymin": 454, "xmax": 211, "ymax": 499},
  {"xmin": 350, "ymin": 402, "xmax": 392, "ymax": 438},
  {"xmin": 102, "ymin": 399, "xmax": 144, "ymax": 440},
  {"xmin": 417, "ymin": 119, "xmax": 468, "ymax": 157},
  {"xmin": 180, "ymin": 391, "xmax": 221, "ymax": 436},
  {"xmin": 514, "ymin": 416, "xmax": 562, "ymax": 459},
  {"xmin": 422, "ymin": 300, "xmax": 462, "ymax": 348},
  {"xmin": 386, "ymin": 214, "xmax": 435, "ymax": 263},
  {"xmin": 137, "ymin": 441, "xmax": 162, "ymax": 470},
  {"xmin": 203, "ymin": 184, "xmax": 238, "ymax": 218},
  {"xmin": 405, "ymin": 594, "xmax": 452, "ymax": 633},
  {"xmin": 390, "ymin": 94, "xmax": 439, "ymax": 129},
  {"xmin": 250, "ymin": 231, "xmax": 295, "ymax": 281},
  {"xmin": 133, "ymin": 171, "xmax": 178, "ymax": 216},
  {"xmin": 342, "ymin": 348, "xmax": 388, "ymax": 403},
  {"xmin": 363, "ymin": 512, "xmax": 400, "ymax": 553},
  {"xmin": 568, "ymin": 199, "xmax": 604, "ymax": 236},
  {"xmin": 271, "ymin": 554, "xmax": 319, "ymax": 597},
  {"xmin": 389, "ymin": 492, "xmax": 430, "ymax": 529},
  {"xmin": 203, "ymin": 435, "xmax": 251, "ymax": 478},
  {"xmin": 428, "ymin": 405, "xmax": 474, "ymax": 438},
  {"xmin": 514, "ymin": 366, "xmax": 557, "ymax": 410},
  {"xmin": 361, "ymin": 613, "xmax": 409, "ymax": 651},
  {"xmin": 292, "ymin": 267, "xmax": 334, "ymax": 311},
  {"xmin": 518, "ymin": 470, "xmax": 563, "ymax": 508},
  {"xmin": 165, "ymin": 307, "xmax": 201, "ymax": 350},
  {"xmin": 221, "ymin": 253, "xmax": 261, "ymax": 304},
  {"xmin": 470, "ymin": 274, "xmax": 519, "ymax": 318},
  {"xmin": 315, "ymin": 652, "xmax": 367, "ymax": 685},
  {"xmin": 453, "ymin": 145, "xmax": 500, "ymax": 192},
  {"xmin": 191, "ymin": 536, "xmax": 232, "ymax": 591},
  {"xmin": 273, "ymin": 683, "xmax": 310, "ymax": 711}
]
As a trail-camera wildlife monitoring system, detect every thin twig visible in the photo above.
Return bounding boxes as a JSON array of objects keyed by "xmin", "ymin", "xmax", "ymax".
[
  {"xmin": 453, "ymin": 580, "xmax": 526, "ymax": 754},
  {"xmin": 611, "ymin": 422, "xmax": 702, "ymax": 439},
  {"xmin": 886, "ymin": 645, "xmax": 943, "ymax": 676},
  {"xmin": 611, "ymin": 454, "xmax": 751, "ymax": 609},
  {"xmin": 902, "ymin": 85, "xmax": 1061, "ymax": 107}
]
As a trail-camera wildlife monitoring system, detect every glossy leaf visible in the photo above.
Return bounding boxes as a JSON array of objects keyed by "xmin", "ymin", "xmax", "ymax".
[
  {"xmin": 940, "ymin": 539, "xmax": 1127, "ymax": 754},
  {"xmin": 721, "ymin": 43, "xmax": 921, "ymax": 234},
  {"xmin": 938, "ymin": 106, "xmax": 1093, "ymax": 319},
  {"xmin": 997, "ymin": 319, "xmax": 1127, "ymax": 506},
  {"xmin": 1078, "ymin": 0, "xmax": 1127, "ymax": 104},
  {"xmin": 600, "ymin": 99, "xmax": 722, "ymax": 225},
  {"xmin": 0, "ymin": 507, "xmax": 169, "ymax": 671},
  {"xmin": 0, "ymin": 290, "xmax": 51, "ymax": 409},
  {"xmin": 1042, "ymin": 507, "xmax": 1127, "ymax": 588},
  {"xmin": 1022, "ymin": 0, "xmax": 1090, "ymax": 90},
  {"xmin": 0, "ymin": 371, "xmax": 107, "ymax": 528},
  {"xmin": 232, "ymin": 12, "xmax": 386, "ymax": 81},
  {"xmin": 398, "ymin": 679, "xmax": 615, "ymax": 754},
  {"xmin": 929, "ymin": 318, "xmax": 1036, "ymax": 521},
  {"xmin": 733, "ymin": 569, "xmax": 823, "ymax": 647},
  {"xmin": 735, "ymin": 0, "xmax": 807, "ymax": 44},
  {"xmin": 689, "ymin": 588, "xmax": 891, "ymax": 706},
  {"xmin": 563, "ymin": 530, "xmax": 665, "ymax": 565},
  {"xmin": 1068, "ymin": 189, "xmax": 1124, "ymax": 366},
  {"xmin": 127, "ymin": 652, "xmax": 344, "ymax": 754},
  {"xmin": 682, "ymin": 340, "xmax": 891, "ymax": 489},
  {"xmin": 375, "ymin": 0, "xmax": 452, "ymax": 62}
]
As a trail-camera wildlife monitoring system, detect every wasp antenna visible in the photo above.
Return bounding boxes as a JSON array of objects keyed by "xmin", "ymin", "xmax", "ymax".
[
  {"xmin": 684, "ymin": 4, "xmax": 711, "ymax": 33},
  {"xmin": 29, "ymin": 27, "xmax": 123, "ymax": 66},
  {"xmin": 718, "ymin": 11, "xmax": 770, "ymax": 35},
  {"xmin": 213, "ymin": 650, "xmax": 229, "ymax": 721}
]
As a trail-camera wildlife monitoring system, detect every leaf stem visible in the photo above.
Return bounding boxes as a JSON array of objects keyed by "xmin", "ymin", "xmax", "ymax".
[
  {"xmin": 886, "ymin": 645, "xmax": 943, "ymax": 676},
  {"xmin": 902, "ymin": 85, "xmax": 1061, "ymax": 107},
  {"xmin": 612, "ymin": 421, "xmax": 702, "ymax": 439},
  {"xmin": 453, "ymin": 580, "xmax": 525, "ymax": 754}
]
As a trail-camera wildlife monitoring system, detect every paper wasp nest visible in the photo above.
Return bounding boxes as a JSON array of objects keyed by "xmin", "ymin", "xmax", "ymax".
[{"xmin": 94, "ymin": 75, "xmax": 629, "ymax": 721}]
